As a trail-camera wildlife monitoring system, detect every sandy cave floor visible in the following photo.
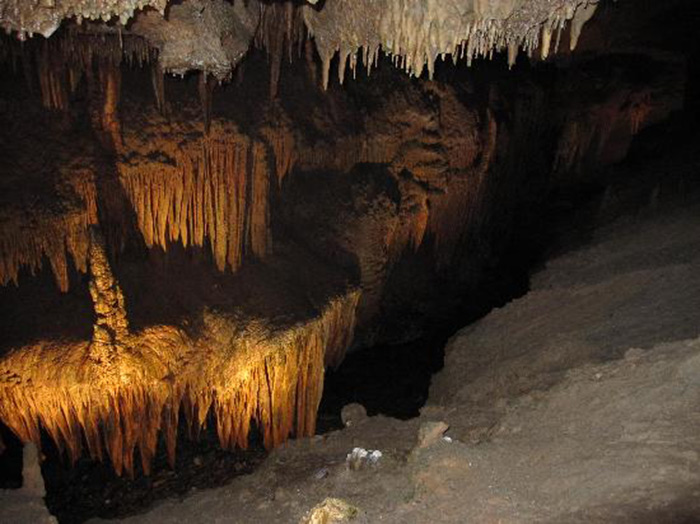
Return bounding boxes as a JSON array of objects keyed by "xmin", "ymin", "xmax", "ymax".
[{"xmin": 58, "ymin": 174, "xmax": 699, "ymax": 522}]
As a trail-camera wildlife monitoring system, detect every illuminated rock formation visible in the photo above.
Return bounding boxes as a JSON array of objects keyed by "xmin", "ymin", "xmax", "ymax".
[
  {"xmin": 0, "ymin": 109, "xmax": 99, "ymax": 291},
  {"xmin": 1, "ymin": 0, "xmax": 599, "ymax": 87},
  {"xmin": 0, "ymin": 179, "xmax": 97, "ymax": 292},
  {"xmin": 304, "ymin": 0, "xmax": 599, "ymax": 88},
  {"xmin": 118, "ymin": 122, "xmax": 273, "ymax": 272},
  {"xmin": 86, "ymin": 228, "xmax": 130, "ymax": 363},
  {"xmin": 0, "ymin": 229, "xmax": 360, "ymax": 476},
  {"xmin": 0, "ymin": 0, "xmax": 689, "ymax": 495}
]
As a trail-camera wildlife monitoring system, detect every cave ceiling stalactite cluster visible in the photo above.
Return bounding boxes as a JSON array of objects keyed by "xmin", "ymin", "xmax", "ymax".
[
  {"xmin": 1, "ymin": 0, "xmax": 599, "ymax": 83},
  {"xmin": 0, "ymin": 0, "xmax": 692, "ymax": 483}
]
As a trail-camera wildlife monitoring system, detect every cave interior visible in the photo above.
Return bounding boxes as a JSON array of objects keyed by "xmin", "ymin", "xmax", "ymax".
[{"xmin": 0, "ymin": 0, "xmax": 699, "ymax": 522}]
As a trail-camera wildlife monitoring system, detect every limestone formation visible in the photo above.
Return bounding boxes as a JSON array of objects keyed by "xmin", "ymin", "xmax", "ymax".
[
  {"xmin": 0, "ymin": 229, "xmax": 360, "ymax": 476},
  {"xmin": 130, "ymin": 0, "xmax": 259, "ymax": 80},
  {"xmin": 0, "ymin": 159, "xmax": 98, "ymax": 292},
  {"xmin": 415, "ymin": 421, "xmax": 450, "ymax": 449},
  {"xmin": 118, "ymin": 128, "xmax": 273, "ymax": 272},
  {"xmin": 1, "ymin": 0, "xmax": 599, "ymax": 87},
  {"xmin": 0, "ymin": 0, "xmax": 687, "ymax": 496},
  {"xmin": 87, "ymin": 228, "xmax": 130, "ymax": 364},
  {"xmin": 340, "ymin": 403, "xmax": 367, "ymax": 427},
  {"xmin": 0, "ymin": 0, "xmax": 167, "ymax": 39},
  {"xmin": 304, "ymin": 0, "xmax": 599, "ymax": 88},
  {"xmin": 21, "ymin": 443, "xmax": 45, "ymax": 498}
]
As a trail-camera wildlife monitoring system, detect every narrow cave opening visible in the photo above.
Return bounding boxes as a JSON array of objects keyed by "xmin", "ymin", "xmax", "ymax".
[{"xmin": 1, "ymin": 0, "xmax": 699, "ymax": 522}]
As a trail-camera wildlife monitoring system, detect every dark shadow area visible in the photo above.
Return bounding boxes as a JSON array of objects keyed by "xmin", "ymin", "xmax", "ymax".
[
  {"xmin": 0, "ymin": 261, "xmax": 94, "ymax": 350},
  {"xmin": 0, "ymin": 422, "xmax": 23, "ymax": 489},
  {"xmin": 40, "ymin": 413, "xmax": 267, "ymax": 524}
]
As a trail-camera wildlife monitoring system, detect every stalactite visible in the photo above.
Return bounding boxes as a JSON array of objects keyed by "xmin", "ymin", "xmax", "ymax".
[
  {"xmin": 569, "ymin": 2, "xmax": 598, "ymax": 51},
  {"xmin": 247, "ymin": 141, "xmax": 271, "ymax": 258},
  {"xmin": 427, "ymin": 110, "xmax": 497, "ymax": 267},
  {"xmin": 3, "ymin": 30, "xmax": 156, "ymax": 113},
  {"xmin": 0, "ymin": 175, "xmax": 98, "ymax": 292},
  {"xmin": 554, "ymin": 89, "xmax": 655, "ymax": 175},
  {"xmin": 304, "ymin": 38, "xmax": 318, "ymax": 86},
  {"xmin": 260, "ymin": 121, "xmax": 297, "ymax": 186},
  {"xmin": 54, "ymin": 30, "xmax": 156, "ymax": 71},
  {"xmin": 303, "ymin": 0, "xmax": 599, "ymax": 89},
  {"xmin": 0, "ymin": 0, "xmax": 169, "ymax": 39},
  {"xmin": 37, "ymin": 40, "xmax": 68, "ymax": 111},
  {"xmin": 198, "ymin": 71, "xmax": 214, "ymax": 135},
  {"xmin": 385, "ymin": 198, "xmax": 430, "ymax": 265},
  {"xmin": 0, "ymin": 273, "xmax": 360, "ymax": 476},
  {"xmin": 99, "ymin": 61, "xmax": 123, "ymax": 149},
  {"xmin": 256, "ymin": 1, "xmax": 305, "ymax": 99},
  {"xmin": 151, "ymin": 61, "xmax": 166, "ymax": 114},
  {"xmin": 118, "ymin": 136, "xmax": 272, "ymax": 273},
  {"xmin": 629, "ymin": 91, "xmax": 653, "ymax": 136},
  {"xmin": 296, "ymin": 135, "xmax": 398, "ymax": 174}
]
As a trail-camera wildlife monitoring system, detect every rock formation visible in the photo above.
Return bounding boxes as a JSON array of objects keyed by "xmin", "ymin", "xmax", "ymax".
[
  {"xmin": 118, "ymin": 125, "xmax": 273, "ymax": 272},
  {"xmin": 0, "ymin": 100, "xmax": 99, "ymax": 291},
  {"xmin": 305, "ymin": 0, "xmax": 599, "ymax": 87},
  {"xmin": 1, "ymin": 0, "xmax": 600, "ymax": 87},
  {"xmin": 0, "ymin": 227, "xmax": 360, "ymax": 476}
]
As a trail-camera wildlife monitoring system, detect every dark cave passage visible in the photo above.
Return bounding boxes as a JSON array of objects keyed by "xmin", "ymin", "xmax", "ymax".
[{"xmin": 317, "ymin": 111, "xmax": 700, "ymax": 430}]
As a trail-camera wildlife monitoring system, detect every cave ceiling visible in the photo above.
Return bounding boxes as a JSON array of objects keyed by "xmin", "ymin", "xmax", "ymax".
[{"xmin": 1, "ymin": 0, "xmax": 599, "ymax": 82}]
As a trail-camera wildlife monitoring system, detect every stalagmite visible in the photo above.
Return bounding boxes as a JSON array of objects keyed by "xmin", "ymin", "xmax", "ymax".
[
  {"xmin": 86, "ymin": 228, "xmax": 130, "ymax": 364},
  {"xmin": 118, "ymin": 134, "xmax": 273, "ymax": 272}
]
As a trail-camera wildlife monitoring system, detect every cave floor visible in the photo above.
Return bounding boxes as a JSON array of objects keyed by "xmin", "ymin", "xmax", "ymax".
[{"xmin": 72, "ymin": 166, "xmax": 700, "ymax": 523}]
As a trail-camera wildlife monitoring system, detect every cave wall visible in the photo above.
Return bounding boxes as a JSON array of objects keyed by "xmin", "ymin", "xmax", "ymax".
[{"xmin": 273, "ymin": 46, "xmax": 684, "ymax": 343}]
